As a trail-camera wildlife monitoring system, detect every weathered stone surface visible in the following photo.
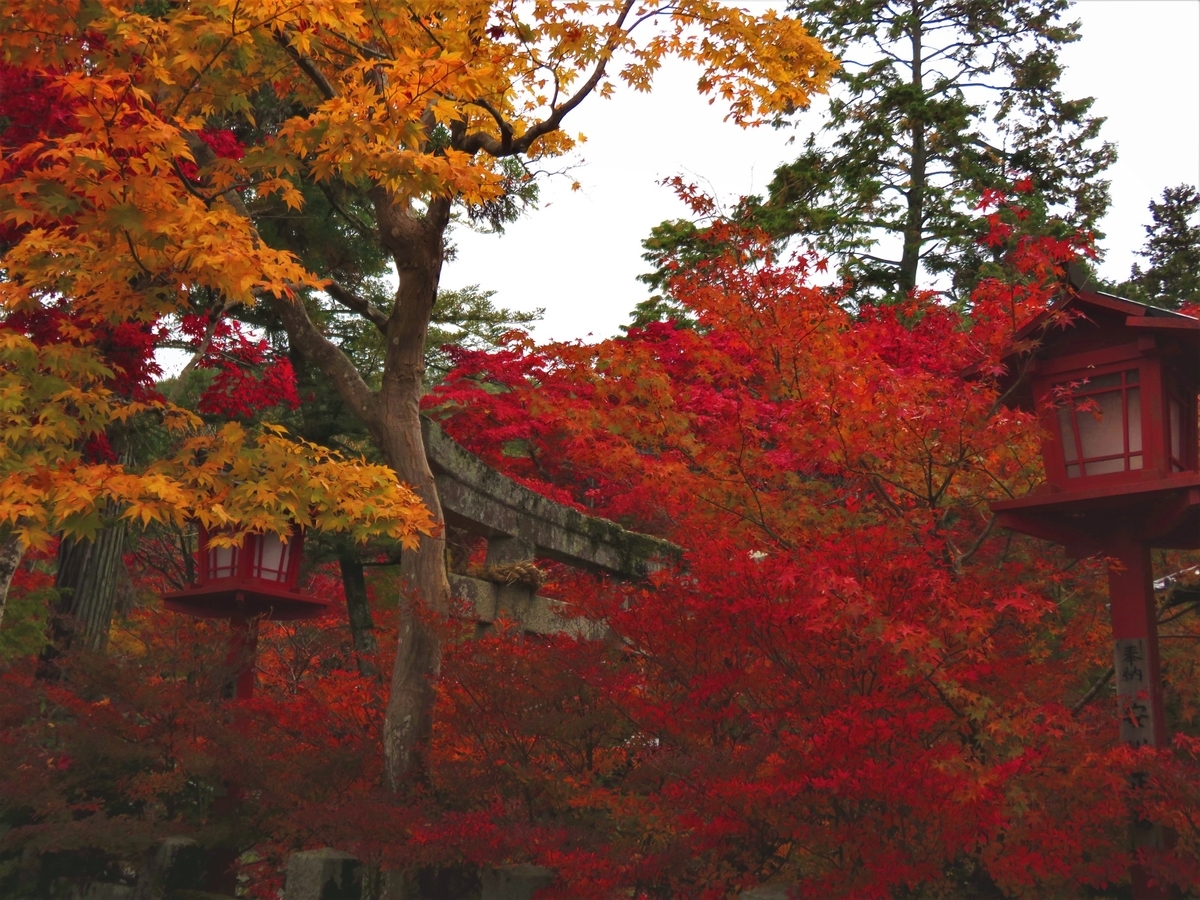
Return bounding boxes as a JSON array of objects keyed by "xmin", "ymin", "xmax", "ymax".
[
  {"xmin": 450, "ymin": 573, "xmax": 500, "ymax": 621},
  {"xmin": 284, "ymin": 848, "xmax": 362, "ymax": 900},
  {"xmin": 484, "ymin": 537, "xmax": 536, "ymax": 567},
  {"xmin": 423, "ymin": 418, "xmax": 680, "ymax": 577},
  {"xmin": 449, "ymin": 574, "xmax": 607, "ymax": 639},
  {"xmin": 479, "ymin": 865, "xmax": 554, "ymax": 900},
  {"xmin": 133, "ymin": 838, "xmax": 206, "ymax": 900}
]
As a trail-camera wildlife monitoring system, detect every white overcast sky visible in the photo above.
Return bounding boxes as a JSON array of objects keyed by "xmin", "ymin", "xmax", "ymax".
[{"xmin": 440, "ymin": 0, "xmax": 1200, "ymax": 342}]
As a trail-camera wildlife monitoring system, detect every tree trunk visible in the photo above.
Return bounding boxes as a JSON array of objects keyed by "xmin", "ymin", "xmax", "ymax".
[
  {"xmin": 899, "ymin": 0, "xmax": 927, "ymax": 297},
  {"xmin": 52, "ymin": 520, "xmax": 127, "ymax": 652},
  {"xmin": 340, "ymin": 553, "xmax": 379, "ymax": 678},
  {"xmin": 273, "ymin": 191, "xmax": 454, "ymax": 788},
  {"xmin": 201, "ymin": 108, "xmax": 450, "ymax": 785},
  {"xmin": 0, "ymin": 532, "xmax": 25, "ymax": 630},
  {"xmin": 38, "ymin": 517, "xmax": 128, "ymax": 679},
  {"xmin": 371, "ymin": 193, "xmax": 453, "ymax": 789}
]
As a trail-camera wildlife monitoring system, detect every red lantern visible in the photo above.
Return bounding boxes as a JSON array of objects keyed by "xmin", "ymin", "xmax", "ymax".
[
  {"xmin": 988, "ymin": 274, "xmax": 1199, "ymax": 900},
  {"xmin": 991, "ymin": 282, "xmax": 1200, "ymax": 555},
  {"xmin": 163, "ymin": 524, "xmax": 330, "ymax": 698}
]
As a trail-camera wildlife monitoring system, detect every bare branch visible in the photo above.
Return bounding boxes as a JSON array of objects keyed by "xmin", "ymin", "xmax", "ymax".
[
  {"xmin": 324, "ymin": 26, "xmax": 389, "ymax": 60},
  {"xmin": 465, "ymin": 97, "xmax": 515, "ymax": 153},
  {"xmin": 269, "ymin": 289, "xmax": 380, "ymax": 431},
  {"xmin": 166, "ymin": 300, "xmax": 231, "ymax": 402},
  {"xmin": 956, "ymin": 515, "xmax": 996, "ymax": 568},
  {"xmin": 317, "ymin": 182, "xmax": 378, "ymax": 241}
]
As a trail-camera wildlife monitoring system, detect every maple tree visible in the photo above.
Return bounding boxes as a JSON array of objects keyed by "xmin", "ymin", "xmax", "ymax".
[
  {"xmin": 0, "ymin": 307, "xmax": 434, "ymax": 623},
  {"xmin": 0, "ymin": 560, "xmax": 404, "ymax": 897},
  {"xmin": 7, "ymin": 1, "xmax": 1197, "ymax": 893},
  {"xmin": 0, "ymin": 63, "xmax": 433, "ymax": 656},
  {"xmin": 412, "ymin": 193, "xmax": 1200, "ymax": 896},
  {"xmin": 1, "ymin": 0, "xmax": 839, "ymax": 785},
  {"xmin": 2, "ymin": 183, "xmax": 1198, "ymax": 895}
]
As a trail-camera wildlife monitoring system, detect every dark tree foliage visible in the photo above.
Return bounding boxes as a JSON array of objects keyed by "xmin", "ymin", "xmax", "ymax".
[
  {"xmin": 1117, "ymin": 185, "xmax": 1200, "ymax": 310},
  {"xmin": 737, "ymin": 0, "xmax": 1114, "ymax": 304},
  {"xmin": 427, "ymin": 287, "xmax": 542, "ymax": 384}
]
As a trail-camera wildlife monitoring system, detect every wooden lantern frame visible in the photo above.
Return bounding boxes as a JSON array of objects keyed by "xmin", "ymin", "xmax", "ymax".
[
  {"xmin": 1029, "ymin": 336, "xmax": 1198, "ymax": 493},
  {"xmin": 990, "ymin": 282, "xmax": 1200, "ymax": 555},
  {"xmin": 163, "ymin": 523, "xmax": 330, "ymax": 622}
]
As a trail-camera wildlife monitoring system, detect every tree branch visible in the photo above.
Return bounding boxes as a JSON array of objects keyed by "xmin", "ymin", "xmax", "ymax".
[
  {"xmin": 269, "ymin": 289, "xmax": 380, "ymax": 432},
  {"xmin": 324, "ymin": 26, "xmax": 389, "ymax": 60},
  {"xmin": 166, "ymin": 299, "xmax": 231, "ymax": 402},
  {"xmin": 465, "ymin": 97, "xmax": 515, "ymax": 153},
  {"xmin": 326, "ymin": 279, "xmax": 390, "ymax": 333},
  {"xmin": 455, "ymin": 0, "xmax": 637, "ymax": 158},
  {"xmin": 275, "ymin": 31, "xmax": 339, "ymax": 101},
  {"xmin": 1071, "ymin": 666, "xmax": 1113, "ymax": 715},
  {"xmin": 317, "ymin": 181, "xmax": 378, "ymax": 242},
  {"xmin": 955, "ymin": 515, "xmax": 996, "ymax": 569}
]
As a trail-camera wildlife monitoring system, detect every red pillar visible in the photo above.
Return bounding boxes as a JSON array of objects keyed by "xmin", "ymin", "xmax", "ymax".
[
  {"xmin": 1107, "ymin": 540, "xmax": 1166, "ymax": 749},
  {"xmin": 212, "ymin": 617, "xmax": 258, "ymax": 893},
  {"xmin": 1106, "ymin": 540, "xmax": 1168, "ymax": 900},
  {"xmin": 227, "ymin": 615, "xmax": 259, "ymax": 701}
]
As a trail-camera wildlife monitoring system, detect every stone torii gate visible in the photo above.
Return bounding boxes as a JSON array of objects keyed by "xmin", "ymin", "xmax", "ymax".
[{"xmin": 422, "ymin": 416, "xmax": 681, "ymax": 637}]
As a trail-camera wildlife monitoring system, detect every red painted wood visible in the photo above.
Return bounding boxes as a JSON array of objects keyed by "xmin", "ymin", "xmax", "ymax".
[
  {"xmin": 163, "ymin": 524, "xmax": 329, "ymax": 621},
  {"xmin": 161, "ymin": 526, "xmax": 326, "ymax": 714},
  {"xmin": 227, "ymin": 614, "xmax": 259, "ymax": 701},
  {"xmin": 991, "ymin": 476, "xmax": 1200, "ymax": 552},
  {"xmin": 163, "ymin": 580, "xmax": 330, "ymax": 620},
  {"xmin": 1107, "ymin": 541, "xmax": 1165, "ymax": 746}
]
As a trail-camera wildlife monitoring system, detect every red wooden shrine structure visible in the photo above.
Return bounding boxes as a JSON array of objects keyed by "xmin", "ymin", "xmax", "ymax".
[
  {"xmin": 162, "ymin": 525, "xmax": 328, "ymax": 699},
  {"xmin": 990, "ymin": 270, "xmax": 1199, "ymax": 897}
]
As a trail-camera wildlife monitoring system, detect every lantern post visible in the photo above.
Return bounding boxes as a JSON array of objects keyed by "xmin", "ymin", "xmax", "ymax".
[
  {"xmin": 989, "ymin": 269, "xmax": 1200, "ymax": 898},
  {"xmin": 162, "ymin": 524, "xmax": 329, "ymax": 699}
]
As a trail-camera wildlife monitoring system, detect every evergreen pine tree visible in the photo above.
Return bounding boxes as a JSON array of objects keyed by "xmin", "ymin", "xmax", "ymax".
[
  {"xmin": 1119, "ymin": 185, "xmax": 1200, "ymax": 310},
  {"xmin": 746, "ymin": 0, "xmax": 1115, "ymax": 303}
]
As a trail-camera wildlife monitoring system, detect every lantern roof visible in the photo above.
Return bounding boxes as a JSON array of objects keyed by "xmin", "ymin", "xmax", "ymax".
[{"xmin": 994, "ymin": 264, "xmax": 1200, "ymax": 411}]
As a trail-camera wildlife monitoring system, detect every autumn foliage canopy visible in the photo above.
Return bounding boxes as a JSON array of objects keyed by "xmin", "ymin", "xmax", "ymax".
[
  {"xmin": 2, "ymin": 0, "xmax": 1200, "ymax": 896},
  {"xmin": 414, "ymin": 200, "xmax": 1200, "ymax": 897},
  {"xmin": 4, "ymin": 180, "xmax": 1200, "ymax": 896}
]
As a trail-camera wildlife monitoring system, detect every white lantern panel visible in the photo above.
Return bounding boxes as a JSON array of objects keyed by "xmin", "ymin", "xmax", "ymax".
[
  {"xmin": 209, "ymin": 544, "xmax": 238, "ymax": 579},
  {"xmin": 255, "ymin": 533, "xmax": 290, "ymax": 582},
  {"xmin": 1075, "ymin": 389, "xmax": 1126, "ymax": 463},
  {"xmin": 1055, "ymin": 370, "xmax": 1142, "ymax": 479}
]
